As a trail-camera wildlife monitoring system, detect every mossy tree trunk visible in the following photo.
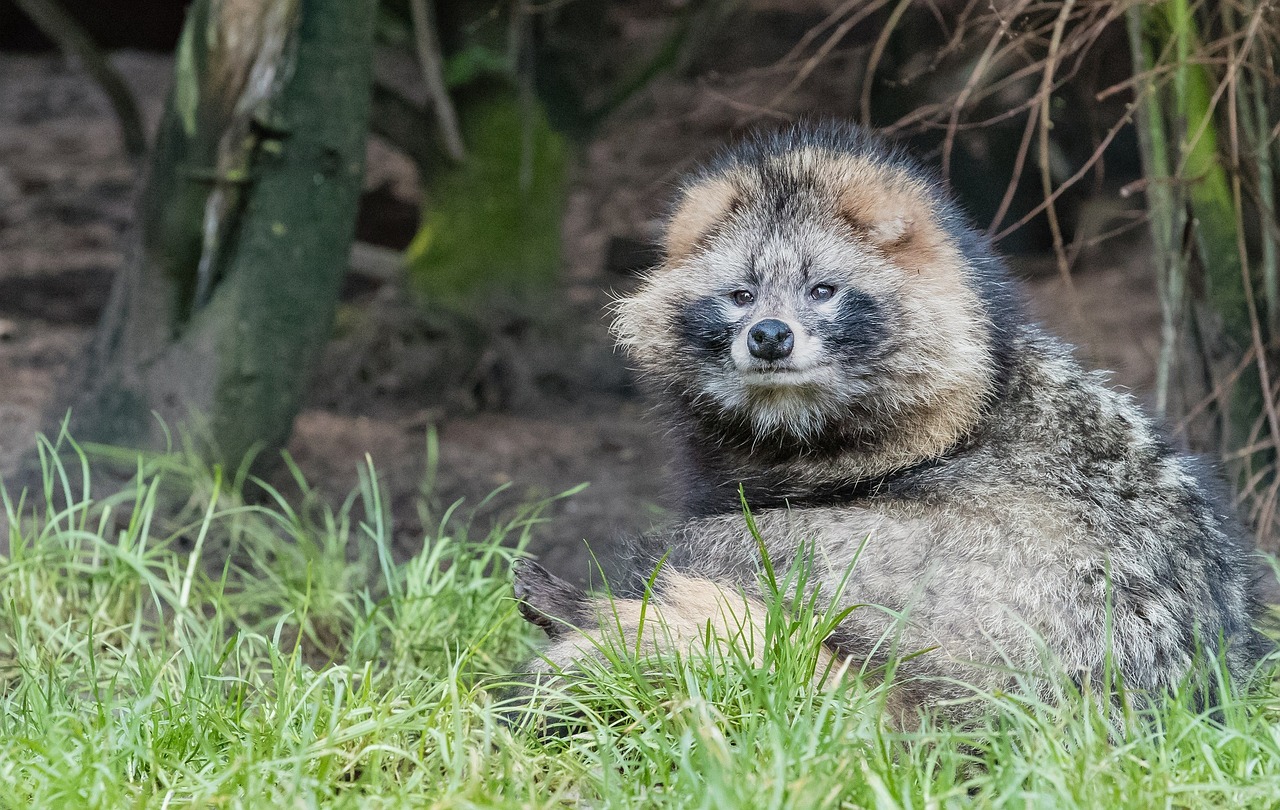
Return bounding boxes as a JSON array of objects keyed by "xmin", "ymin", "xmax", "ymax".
[{"xmin": 68, "ymin": 0, "xmax": 377, "ymax": 470}]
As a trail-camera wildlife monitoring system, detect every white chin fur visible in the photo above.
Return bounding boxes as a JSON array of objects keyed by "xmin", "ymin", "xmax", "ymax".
[
  {"xmin": 713, "ymin": 327, "xmax": 854, "ymax": 439},
  {"xmin": 745, "ymin": 393, "xmax": 830, "ymax": 439},
  {"xmin": 704, "ymin": 370, "xmax": 838, "ymax": 440}
]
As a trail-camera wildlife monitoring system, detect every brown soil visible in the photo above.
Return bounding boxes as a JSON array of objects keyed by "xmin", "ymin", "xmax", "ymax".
[{"xmin": 0, "ymin": 48, "xmax": 1166, "ymax": 584}]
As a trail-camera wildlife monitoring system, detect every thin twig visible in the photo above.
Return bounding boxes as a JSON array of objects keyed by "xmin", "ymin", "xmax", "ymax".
[
  {"xmin": 991, "ymin": 117, "xmax": 1131, "ymax": 244},
  {"xmin": 1176, "ymin": 346, "xmax": 1257, "ymax": 434},
  {"xmin": 766, "ymin": 0, "xmax": 893, "ymax": 113},
  {"xmin": 409, "ymin": 0, "xmax": 466, "ymax": 163},
  {"xmin": 942, "ymin": 0, "xmax": 1031, "ymax": 179},
  {"xmin": 12, "ymin": 0, "xmax": 147, "ymax": 157},
  {"xmin": 860, "ymin": 0, "xmax": 914, "ymax": 125},
  {"xmin": 1229, "ymin": 72, "xmax": 1280, "ymax": 488}
]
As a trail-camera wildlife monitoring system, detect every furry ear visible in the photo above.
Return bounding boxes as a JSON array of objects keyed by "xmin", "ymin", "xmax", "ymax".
[
  {"xmin": 835, "ymin": 166, "xmax": 930, "ymax": 249},
  {"xmin": 664, "ymin": 176, "xmax": 740, "ymax": 263}
]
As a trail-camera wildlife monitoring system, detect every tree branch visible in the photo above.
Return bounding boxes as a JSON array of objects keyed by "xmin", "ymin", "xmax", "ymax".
[{"xmin": 12, "ymin": 0, "xmax": 147, "ymax": 157}]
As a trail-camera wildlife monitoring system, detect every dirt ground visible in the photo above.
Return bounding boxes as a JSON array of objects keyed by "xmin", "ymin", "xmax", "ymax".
[{"xmin": 0, "ymin": 49, "xmax": 1163, "ymax": 584}]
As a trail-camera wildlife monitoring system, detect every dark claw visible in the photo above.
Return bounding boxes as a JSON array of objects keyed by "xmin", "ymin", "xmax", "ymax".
[{"xmin": 513, "ymin": 559, "xmax": 588, "ymax": 639}]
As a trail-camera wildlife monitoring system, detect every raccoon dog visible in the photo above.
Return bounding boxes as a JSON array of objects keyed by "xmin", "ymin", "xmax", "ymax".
[{"xmin": 514, "ymin": 122, "xmax": 1265, "ymax": 720}]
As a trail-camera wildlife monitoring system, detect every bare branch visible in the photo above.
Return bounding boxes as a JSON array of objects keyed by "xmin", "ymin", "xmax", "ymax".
[{"xmin": 409, "ymin": 0, "xmax": 466, "ymax": 163}]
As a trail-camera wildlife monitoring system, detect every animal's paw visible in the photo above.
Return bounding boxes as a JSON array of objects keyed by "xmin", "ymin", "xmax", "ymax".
[
  {"xmin": 512, "ymin": 558, "xmax": 589, "ymax": 638},
  {"xmin": 505, "ymin": 559, "xmax": 599, "ymax": 734}
]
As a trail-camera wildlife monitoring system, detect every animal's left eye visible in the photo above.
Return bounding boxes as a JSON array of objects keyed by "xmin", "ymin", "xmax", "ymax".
[{"xmin": 809, "ymin": 284, "xmax": 836, "ymax": 302}]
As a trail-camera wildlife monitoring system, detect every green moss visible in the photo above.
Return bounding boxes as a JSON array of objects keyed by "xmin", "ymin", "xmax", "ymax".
[{"xmin": 405, "ymin": 94, "xmax": 567, "ymax": 300}]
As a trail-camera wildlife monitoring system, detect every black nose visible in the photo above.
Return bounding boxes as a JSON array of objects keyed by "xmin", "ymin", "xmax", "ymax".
[{"xmin": 747, "ymin": 318, "xmax": 794, "ymax": 360}]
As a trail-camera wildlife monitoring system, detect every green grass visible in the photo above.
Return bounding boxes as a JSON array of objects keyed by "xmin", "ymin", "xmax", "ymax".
[{"xmin": 2, "ymin": 434, "xmax": 1280, "ymax": 808}]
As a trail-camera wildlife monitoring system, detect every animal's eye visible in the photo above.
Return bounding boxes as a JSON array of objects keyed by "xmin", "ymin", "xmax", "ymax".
[
  {"xmin": 731, "ymin": 290, "xmax": 756, "ymax": 306},
  {"xmin": 809, "ymin": 284, "xmax": 836, "ymax": 302}
]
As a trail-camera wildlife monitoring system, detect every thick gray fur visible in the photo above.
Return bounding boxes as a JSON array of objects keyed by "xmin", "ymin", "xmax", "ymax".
[{"xmin": 514, "ymin": 122, "xmax": 1266, "ymax": 718}]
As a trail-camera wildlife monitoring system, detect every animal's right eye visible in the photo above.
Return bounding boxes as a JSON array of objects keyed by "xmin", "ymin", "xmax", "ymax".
[
  {"xmin": 809, "ymin": 284, "xmax": 836, "ymax": 302},
  {"xmin": 730, "ymin": 290, "xmax": 756, "ymax": 306}
]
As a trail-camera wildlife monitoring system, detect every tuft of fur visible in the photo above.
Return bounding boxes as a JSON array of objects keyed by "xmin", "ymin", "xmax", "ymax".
[{"xmin": 518, "ymin": 122, "xmax": 1266, "ymax": 721}]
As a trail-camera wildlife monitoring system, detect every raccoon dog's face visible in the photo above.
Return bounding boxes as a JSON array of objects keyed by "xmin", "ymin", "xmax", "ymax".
[{"xmin": 614, "ymin": 144, "xmax": 997, "ymax": 453}]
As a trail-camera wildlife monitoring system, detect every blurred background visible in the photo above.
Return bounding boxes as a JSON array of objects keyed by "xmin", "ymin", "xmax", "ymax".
[{"xmin": 0, "ymin": 0, "xmax": 1276, "ymax": 583}]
